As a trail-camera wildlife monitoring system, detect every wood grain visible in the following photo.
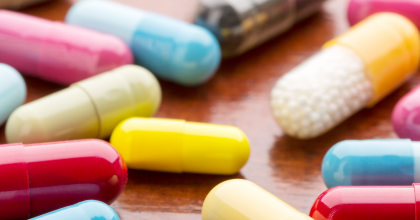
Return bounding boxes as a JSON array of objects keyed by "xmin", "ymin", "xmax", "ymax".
[{"xmin": 1, "ymin": 0, "xmax": 416, "ymax": 219}]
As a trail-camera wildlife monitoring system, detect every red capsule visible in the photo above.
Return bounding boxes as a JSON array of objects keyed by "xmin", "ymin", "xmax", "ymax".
[
  {"xmin": 0, "ymin": 139, "xmax": 127, "ymax": 219},
  {"xmin": 309, "ymin": 184, "xmax": 420, "ymax": 220}
]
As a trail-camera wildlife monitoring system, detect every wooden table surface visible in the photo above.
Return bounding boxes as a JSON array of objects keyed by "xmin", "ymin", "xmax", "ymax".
[{"xmin": 1, "ymin": 0, "xmax": 417, "ymax": 219}]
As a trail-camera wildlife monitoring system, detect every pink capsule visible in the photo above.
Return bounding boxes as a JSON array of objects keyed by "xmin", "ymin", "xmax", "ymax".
[
  {"xmin": 0, "ymin": 10, "xmax": 133, "ymax": 85},
  {"xmin": 392, "ymin": 85, "xmax": 420, "ymax": 140},
  {"xmin": 348, "ymin": 0, "xmax": 420, "ymax": 29}
]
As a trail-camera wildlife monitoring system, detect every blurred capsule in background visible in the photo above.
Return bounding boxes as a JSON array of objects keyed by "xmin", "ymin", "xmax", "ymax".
[
  {"xmin": 0, "ymin": 140, "xmax": 127, "ymax": 219},
  {"xmin": 271, "ymin": 13, "xmax": 420, "ymax": 139},
  {"xmin": 30, "ymin": 201, "xmax": 120, "ymax": 220},
  {"xmin": 0, "ymin": 63, "xmax": 26, "ymax": 125},
  {"xmin": 348, "ymin": 0, "xmax": 420, "ymax": 29},
  {"xmin": 195, "ymin": 0, "xmax": 325, "ymax": 58},
  {"xmin": 110, "ymin": 117, "xmax": 250, "ymax": 175},
  {"xmin": 322, "ymin": 139, "xmax": 419, "ymax": 188},
  {"xmin": 202, "ymin": 179, "xmax": 312, "ymax": 220},
  {"xmin": 0, "ymin": 10, "xmax": 133, "ymax": 85},
  {"xmin": 392, "ymin": 85, "xmax": 420, "ymax": 140},
  {"xmin": 310, "ymin": 184, "xmax": 420, "ymax": 220},
  {"xmin": 0, "ymin": 0, "xmax": 50, "ymax": 9},
  {"xmin": 6, "ymin": 65, "xmax": 161, "ymax": 144},
  {"xmin": 66, "ymin": 0, "xmax": 221, "ymax": 86}
]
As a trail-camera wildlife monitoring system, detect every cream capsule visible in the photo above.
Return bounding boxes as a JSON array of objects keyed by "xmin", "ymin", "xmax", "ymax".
[
  {"xmin": 110, "ymin": 117, "xmax": 250, "ymax": 175},
  {"xmin": 6, "ymin": 65, "xmax": 161, "ymax": 144},
  {"xmin": 271, "ymin": 13, "xmax": 420, "ymax": 139},
  {"xmin": 202, "ymin": 179, "xmax": 313, "ymax": 220}
]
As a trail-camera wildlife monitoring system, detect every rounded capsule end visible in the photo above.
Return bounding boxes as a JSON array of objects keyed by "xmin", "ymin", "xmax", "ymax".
[
  {"xmin": 0, "ymin": 63, "xmax": 26, "ymax": 125},
  {"xmin": 392, "ymin": 86, "xmax": 420, "ymax": 140},
  {"xmin": 77, "ymin": 200, "xmax": 120, "ymax": 220},
  {"xmin": 94, "ymin": 38, "xmax": 134, "ymax": 75},
  {"xmin": 322, "ymin": 141, "xmax": 353, "ymax": 188},
  {"xmin": 5, "ymin": 106, "xmax": 46, "ymax": 144},
  {"xmin": 347, "ymin": 0, "xmax": 367, "ymax": 27}
]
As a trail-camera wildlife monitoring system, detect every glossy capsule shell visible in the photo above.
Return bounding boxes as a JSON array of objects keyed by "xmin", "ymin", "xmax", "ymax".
[
  {"xmin": 195, "ymin": 0, "xmax": 325, "ymax": 57},
  {"xmin": 0, "ymin": 63, "xmax": 26, "ymax": 125},
  {"xmin": 6, "ymin": 65, "xmax": 161, "ymax": 144},
  {"xmin": 348, "ymin": 0, "xmax": 420, "ymax": 30},
  {"xmin": 310, "ymin": 184, "xmax": 420, "ymax": 220},
  {"xmin": 202, "ymin": 179, "xmax": 313, "ymax": 220},
  {"xmin": 271, "ymin": 13, "xmax": 420, "ymax": 139},
  {"xmin": 0, "ymin": 139, "xmax": 127, "ymax": 220},
  {"xmin": 65, "ymin": 0, "xmax": 221, "ymax": 86},
  {"xmin": 0, "ymin": 10, "xmax": 133, "ymax": 85},
  {"xmin": 0, "ymin": 0, "xmax": 50, "ymax": 9},
  {"xmin": 31, "ymin": 201, "xmax": 120, "ymax": 220},
  {"xmin": 322, "ymin": 139, "xmax": 420, "ymax": 188},
  {"xmin": 110, "ymin": 117, "xmax": 250, "ymax": 175},
  {"xmin": 392, "ymin": 85, "xmax": 420, "ymax": 140}
]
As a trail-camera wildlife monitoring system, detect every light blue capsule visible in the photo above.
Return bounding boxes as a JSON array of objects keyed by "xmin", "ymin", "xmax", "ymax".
[
  {"xmin": 0, "ymin": 63, "xmax": 26, "ymax": 125},
  {"xmin": 65, "ymin": 0, "xmax": 221, "ymax": 86},
  {"xmin": 31, "ymin": 201, "xmax": 119, "ymax": 220},
  {"xmin": 322, "ymin": 139, "xmax": 417, "ymax": 188}
]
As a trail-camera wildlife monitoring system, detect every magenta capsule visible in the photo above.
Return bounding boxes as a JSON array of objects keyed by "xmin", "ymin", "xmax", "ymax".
[
  {"xmin": 392, "ymin": 85, "xmax": 420, "ymax": 140},
  {"xmin": 0, "ymin": 10, "xmax": 133, "ymax": 85}
]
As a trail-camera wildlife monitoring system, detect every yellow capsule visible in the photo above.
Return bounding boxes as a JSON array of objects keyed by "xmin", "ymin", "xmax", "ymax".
[
  {"xmin": 110, "ymin": 117, "xmax": 250, "ymax": 175},
  {"xmin": 202, "ymin": 179, "xmax": 313, "ymax": 220}
]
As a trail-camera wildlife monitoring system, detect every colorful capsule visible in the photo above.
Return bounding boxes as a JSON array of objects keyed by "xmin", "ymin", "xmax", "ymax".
[
  {"xmin": 0, "ymin": 10, "xmax": 132, "ymax": 85},
  {"xmin": 31, "ymin": 201, "xmax": 120, "ymax": 220},
  {"xmin": 348, "ymin": 0, "xmax": 420, "ymax": 30},
  {"xmin": 322, "ymin": 139, "xmax": 419, "ymax": 188},
  {"xmin": 0, "ymin": 63, "xmax": 26, "ymax": 125},
  {"xmin": 202, "ymin": 179, "xmax": 312, "ymax": 220},
  {"xmin": 65, "ymin": 0, "xmax": 221, "ymax": 86},
  {"xmin": 110, "ymin": 117, "xmax": 250, "ymax": 175},
  {"xmin": 0, "ymin": 139, "xmax": 127, "ymax": 219},
  {"xmin": 271, "ymin": 13, "xmax": 420, "ymax": 139},
  {"xmin": 392, "ymin": 85, "xmax": 420, "ymax": 140},
  {"xmin": 310, "ymin": 184, "xmax": 420, "ymax": 220},
  {"xmin": 195, "ymin": 0, "xmax": 325, "ymax": 57},
  {"xmin": 6, "ymin": 65, "xmax": 161, "ymax": 144}
]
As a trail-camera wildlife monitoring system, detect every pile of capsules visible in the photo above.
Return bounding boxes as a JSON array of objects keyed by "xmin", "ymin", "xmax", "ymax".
[{"xmin": 1, "ymin": 0, "xmax": 420, "ymax": 219}]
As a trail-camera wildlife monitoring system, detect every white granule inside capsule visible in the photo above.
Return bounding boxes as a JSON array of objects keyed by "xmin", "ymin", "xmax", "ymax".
[{"xmin": 270, "ymin": 45, "xmax": 373, "ymax": 139}]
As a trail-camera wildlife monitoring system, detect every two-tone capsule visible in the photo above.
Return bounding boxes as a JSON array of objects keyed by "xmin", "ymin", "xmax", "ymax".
[
  {"xmin": 392, "ymin": 85, "xmax": 420, "ymax": 141},
  {"xmin": 202, "ymin": 179, "xmax": 312, "ymax": 220},
  {"xmin": 66, "ymin": 0, "xmax": 221, "ymax": 86},
  {"xmin": 195, "ymin": 0, "xmax": 325, "ymax": 57},
  {"xmin": 0, "ymin": 10, "xmax": 133, "ymax": 85},
  {"xmin": 322, "ymin": 139, "xmax": 420, "ymax": 188},
  {"xmin": 110, "ymin": 117, "xmax": 250, "ymax": 175},
  {"xmin": 0, "ymin": 63, "xmax": 26, "ymax": 125},
  {"xmin": 30, "ymin": 201, "xmax": 120, "ymax": 220},
  {"xmin": 271, "ymin": 13, "xmax": 420, "ymax": 139},
  {"xmin": 348, "ymin": 0, "xmax": 420, "ymax": 30},
  {"xmin": 310, "ymin": 184, "xmax": 420, "ymax": 220},
  {"xmin": 6, "ymin": 65, "xmax": 161, "ymax": 144},
  {"xmin": 0, "ymin": 139, "xmax": 127, "ymax": 219}
]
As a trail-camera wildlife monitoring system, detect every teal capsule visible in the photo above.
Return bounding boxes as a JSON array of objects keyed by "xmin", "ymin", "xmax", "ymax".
[{"xmin": 31, "ymin": 201, "xmax": 119, "ymax": 220}]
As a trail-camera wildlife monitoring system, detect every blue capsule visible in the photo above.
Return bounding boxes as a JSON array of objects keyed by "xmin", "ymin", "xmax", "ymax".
[
  {"xmin": 0, "ymin": 63, "xmax": 26, "ymax": 125},
  {"xmin": 322, "ymin": 139, "xmax": 418, "ymax": 188},
  {"xmin": 30, "ymin": 201, "xmax": 119, "ymax": 220},
  {"xmin": 65, "ymin": 0, "xmax": 221, "ymax": 86}
]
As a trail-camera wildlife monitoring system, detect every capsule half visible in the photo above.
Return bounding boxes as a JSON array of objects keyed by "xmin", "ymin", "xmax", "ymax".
[
  {"xmin": 271, "ymin": 13, "xmax": 420, "ymax": 139},
  {"xmin": 392, "ymin": 84, "xmax": 420, "ymax": 141},
  {"xmin": 66, "ymin": 0, "xmax": 221, "ymax": 86},
  {"xmin": 110, "ymin": 117, "xmax": 250, "ymax": 175},
  {"xmin": 6, "ymin": 65, "xmax": 161, "ymax": 144},
  {"xmin": 0, "ymin": 63, "xmax": 26, "ymax": 125},
  {"xmin": 202, "ymin": 179, "xmax": 313, "ymax": 220}
]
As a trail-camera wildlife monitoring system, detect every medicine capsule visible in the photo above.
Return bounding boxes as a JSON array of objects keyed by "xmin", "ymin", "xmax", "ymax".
[
  {"xmin": 270, "ymin": 13, "xmax": 420, "ymax": 139},
  {"xmin": 110, "ymin": 117, "xmax": 250, "ymax": 175},
  {"xmin": 0, "ymin": 139, "xmax": 127, "ymax": 220},
  {"xmin": 0, "ymin": 63, "xmax": 26, "ymax": 125},
  {"xmin": 31, "ymin": 201, "xmax": 120, "ymax": 220},
  {"xmin": 348, "ymin": 0, "xmax": 420, "ymax": 30},
  {"xmin": 322, "ymin": 139, "xmax": 420, "ymax": 188},
  {"xmin": 202, "ymin": 179, "xmax": 313, "ymax": 220},
  {"xmin": 310, "ymin": 184, "xmax": 420, "ymax": 220},
  {"xmin": 0, "ymin": 0, "xmax": 50, "ymax": 9},
  {"xmin": 195, "ymin": 0, "xmax": 325, "ymax": 58},
  {"xmin": 0, "ymin": 10, "xmax": 133, "ymax": 85},
  {"xmin": 66, "ymin": 0, "xmax": 221, "ymax": 86},
  {"xmin": 6, "ymin": 65, "xmax": 161, "ymax": 144},
  {"xmin": 392, "ymin": 85, "xmax": 420, "ymax": 140}
]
